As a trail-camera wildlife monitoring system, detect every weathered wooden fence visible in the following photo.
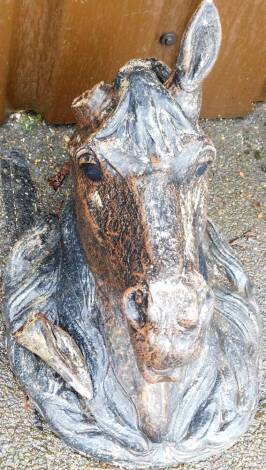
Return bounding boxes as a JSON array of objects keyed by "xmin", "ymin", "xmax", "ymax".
[{"xmin": 0, "ymin": 0, "xmax": 265, "ymax": 123}]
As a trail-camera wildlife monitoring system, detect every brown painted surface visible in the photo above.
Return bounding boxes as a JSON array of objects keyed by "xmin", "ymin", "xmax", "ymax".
[{"xmin": 0, "ymin": 0, "xmax": 265, "ymax": 123}]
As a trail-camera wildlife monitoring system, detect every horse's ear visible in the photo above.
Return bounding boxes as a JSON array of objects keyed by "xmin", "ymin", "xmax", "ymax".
[{"xmin": 176, "ymin": 0, "xmax": 221, "ymax": 92}]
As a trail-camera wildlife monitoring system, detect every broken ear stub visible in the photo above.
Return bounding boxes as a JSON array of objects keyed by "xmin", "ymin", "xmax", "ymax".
[{"xmin": 72, "ymin": 82, "xmax": 118, "ymax": 131}]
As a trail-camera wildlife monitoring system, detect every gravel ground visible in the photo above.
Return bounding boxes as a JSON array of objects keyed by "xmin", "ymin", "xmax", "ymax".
[{"xmin": 0, "ymin": 103, "xmax": 265, "ymax": 470}]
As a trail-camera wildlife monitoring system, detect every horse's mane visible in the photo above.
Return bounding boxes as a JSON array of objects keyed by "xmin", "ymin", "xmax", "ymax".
[{"xmin": 3, "ymin": 202, "xmax": 261, "ymax": 468}]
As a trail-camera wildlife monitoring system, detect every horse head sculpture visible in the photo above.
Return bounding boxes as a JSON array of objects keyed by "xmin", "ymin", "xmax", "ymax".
[
  {"xmin": 69, "ymin": 0, "xmax": 220, "ymax": 383},
  {"xmin": 2, "ymin": 1, "xmax": 261, "ymax": 468}
]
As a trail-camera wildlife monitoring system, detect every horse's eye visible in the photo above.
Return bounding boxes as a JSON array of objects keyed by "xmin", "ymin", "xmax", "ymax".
[
  {"xmin": 195, "ymin": 162, "xmax": 208, "ymax": 177},
  {"xmin": 80, "ymin": 163, "xmax": 103, "ymax": 181},
  {"xmin": 77, "ymin": 150, "xmax": 103, "ymax": 182},
  {"xmin": 80, "ymin": 162, "xmax": 103, "ymax": 181}
]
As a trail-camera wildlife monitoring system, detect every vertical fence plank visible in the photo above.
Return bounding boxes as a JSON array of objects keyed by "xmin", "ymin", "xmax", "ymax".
[
  {"xmin": 202, "ymin": 0, "xmax": 266, "ymax": 117},
  {"xmin": 0, "ymin": 0, "xmax": 16, "ymax": 122},
  {"xmin": 6, "ymin": 0, "xmax": 63, "ymax": 115}
]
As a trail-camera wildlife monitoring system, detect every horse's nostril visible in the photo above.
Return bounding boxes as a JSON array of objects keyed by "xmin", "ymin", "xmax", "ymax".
[
  {"xmin": 133, "ymin": 289, "xmax": 146, "ymax": 306},
  {"xmin": 128, "ymin": 286, "xmax": 149, "ymax": 309},
  {"xmin": 123, "ymin": 285, "xmax": 149, "ymax": 328}
]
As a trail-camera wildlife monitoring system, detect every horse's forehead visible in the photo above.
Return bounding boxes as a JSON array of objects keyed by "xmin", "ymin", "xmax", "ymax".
[{"xmin": 89, "ymin": 70, "xmax": 207, "ymax": 177}]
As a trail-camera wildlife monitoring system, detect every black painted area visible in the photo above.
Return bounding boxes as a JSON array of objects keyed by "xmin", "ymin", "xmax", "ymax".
[{"xmin": 0, "ymin": 150, "xmax": 37, "ymax": 243}]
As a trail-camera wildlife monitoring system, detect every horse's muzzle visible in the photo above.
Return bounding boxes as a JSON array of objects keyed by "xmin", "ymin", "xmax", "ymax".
[{"xmin": 123, "ymin": 274, "xmax": 214, "ymax": 382}]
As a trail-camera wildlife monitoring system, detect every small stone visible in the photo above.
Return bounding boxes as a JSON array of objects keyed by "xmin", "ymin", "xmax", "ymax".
[{"xmin": 253, "ymin": 149, "xmax": 262, "ymax": 160}]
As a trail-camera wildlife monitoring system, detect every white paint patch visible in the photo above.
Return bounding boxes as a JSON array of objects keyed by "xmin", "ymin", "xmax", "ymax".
[{"xmin": 91, "ymin": 191, "xmax": 103, "ymax": 207}]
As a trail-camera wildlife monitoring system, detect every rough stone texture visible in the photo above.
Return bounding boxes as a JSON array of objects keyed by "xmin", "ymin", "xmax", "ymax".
[{"xmin": 0, "ymin": 103, "xmax": 265, "ymax": 469}]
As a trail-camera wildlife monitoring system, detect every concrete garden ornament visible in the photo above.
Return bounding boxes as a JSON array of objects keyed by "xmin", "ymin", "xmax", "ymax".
[{"xmin": 1, "ymin": 1, "xmax": 261, "ymax": 467}]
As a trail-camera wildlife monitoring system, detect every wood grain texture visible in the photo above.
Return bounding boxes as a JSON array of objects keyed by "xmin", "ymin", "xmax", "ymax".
[
  {"xmin": 202, "ymin": 0, "xmax": 266, "ymax": 117},
  {"xmin": 0, "ymin": 0, "xmax": 265, "ymax": 122},
  {"xmin": 0, "ymin": 0, "xmax": 16, "ymax": 119}
]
